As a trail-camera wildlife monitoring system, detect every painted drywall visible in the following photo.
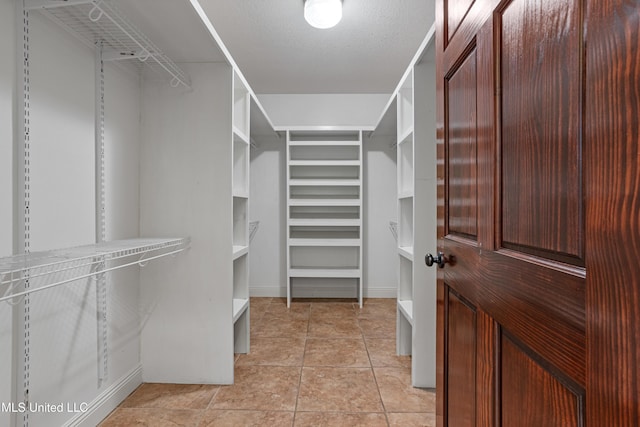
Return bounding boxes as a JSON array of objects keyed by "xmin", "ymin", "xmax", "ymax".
[
  {"xmin": 139, "ymin": 62, "xmax": 235, "ymax": 384},
  {"xmin": 249, "ymin": 133, "xmax": 397, "ymax": 298},
  {"xmin": 363, "ymin": 133, "xmax": 398, "ymax": 297},
  {"xmin": 257, "ymin": 94, "xmax": 390, "ymax": 128},
  {"xmin": 248, "ymin": 136, "xmax": 286, "ymax": 296},
  {"xmin": 0, "ymin": 2, "xmax": 14, "ymax": 425}
]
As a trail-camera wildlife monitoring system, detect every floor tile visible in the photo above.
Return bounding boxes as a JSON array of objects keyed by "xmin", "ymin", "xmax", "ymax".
[
  {"xmin": 309, "ymin": 302, "xmax": 356, "ymax": 318},
  {"xmin": 356, "ymin": 299, "xmax": 397, "ymax": 319},
  {"xmin": 99, "ymin": 408, "xmax": 202, "ymax": 427},
  {"xmin": 297, "ymin": 367, "xmax": 383, "ymax": 412},
  {"xmin": 120, "ymin": 383, "xmax": 219, "ymax": 410},
  {"xmin": 294, "ymin": 412, "xmax": 388, "ymax": 426},
  {"xmin": 366, "ymin": 338, "xmax": 411, "ymax": 368},
  {"xmin": 387, "ymin": 412, "xmax": 437, "ymax": 427},
  {"xmin": 266, "ymin": 300, "xmax": 311, "ymax": 320},
  {"xmin": 199, "ymin": 410, "xmax": 294, "ymax": 427},
  {"xmin": 236, "ymin": 337, "xmax": 305, "ymax": 366},
  {"xmin": 374, "ymin": 367, "xmax": 436, "ymax": 412},
  {"xmin": 358, "ymin": 317, "xmax": 396, "ymax": 338},
  {"xmin": 308, "ymin": 316, "xmax": 362, "ymax": 338},
  {"xmin": 252, "ymin": 313, "xmax": 309, "ymax": 338},
  {"xmin": 303, "ymin": 338, "xmax": 370, "ymax": 367},
  {"xmin": 212, "ymin": 366, "xmax": 301, "ymax": 411}
]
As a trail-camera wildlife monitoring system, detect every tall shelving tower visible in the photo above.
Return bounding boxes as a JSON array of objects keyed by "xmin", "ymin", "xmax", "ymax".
[{"xmin": 286, "ymin": 130, "xmax": 363, "ymax": 307}]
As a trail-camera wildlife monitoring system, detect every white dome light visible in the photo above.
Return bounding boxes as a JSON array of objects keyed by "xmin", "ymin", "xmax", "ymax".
[{"xmin": 304, "ymin": 0, "xmax": 343, "ymax": 29}]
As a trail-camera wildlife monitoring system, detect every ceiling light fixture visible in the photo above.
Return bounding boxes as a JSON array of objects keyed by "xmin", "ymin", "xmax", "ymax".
[{"xmin": 304, "ymin": 0, "xmax": 343, "ymax": 29}]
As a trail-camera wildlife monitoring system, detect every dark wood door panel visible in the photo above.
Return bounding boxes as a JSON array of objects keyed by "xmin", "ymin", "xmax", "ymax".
[
  {"xmin": 446, "ymin": 288, "xmax": 477, "ymax": 427},
  {"xmin": 443, "ymin": 237, "xmax": 586, "ymax": 386},
  {"xmin": 446, "ymin": 46, "xmax": 478, "ymax": 239},
  {"xmin": 502, "ymin": 334, "xmax": 584, "ymax": 426},
  {"xmin": 445, "ymin": 0, "xmax": 476, "ymax": 42},
  {"xmin": 499, "ymin": 0, "xmax": 584, "ymax": 264}
]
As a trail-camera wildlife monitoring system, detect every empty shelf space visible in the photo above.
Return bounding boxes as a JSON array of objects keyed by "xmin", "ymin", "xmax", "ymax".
[
  {"xmin": 398, "ymin": 127, "xmax": 414, "ymax": 145},
  {"xmin": 289, "ymin": 268, "xmax": 361, "ymax": 278},
  {"xmin": 289, "ymin": 160, "xmax": 360, "ymax": 167},
  {"xmin": 289, "ymin": 140, "xmax": 361, "ymax": 146},
  {"xmin": 233, "ymin": 245, "xmax": 249, "ymax": 260},
  {"xmin": 289, "ymin": 199, "xmax": 360, "ymax": 206},
  {"xmin": 398, "ymin": 246, "xmax": 414, "ymax": 260},
  {"xmin": 289, "ymin": 179, "xmax": 360, "ymax": 186},
  {"xmin": 233, "ymin": 298, "xmax": 249, "ymax": 323},
  {"xmin": 289, "ymin": 238, "xmax": 361, "ymax": 247},
  {"xmin": 233, "ymin": 127, "xmax": 250, "ymax": 144},
  {"xmin": 398, "ymin": 300, "xmax": 414, "ymax": 325},
  {"xmin": 289, "ymin": 218, "xmax": 360, "ymax": 226}
]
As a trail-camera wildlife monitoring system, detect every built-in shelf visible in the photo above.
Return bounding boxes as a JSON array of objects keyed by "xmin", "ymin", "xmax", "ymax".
[
  {"xmin": 398, "ymin": 127, "xmax": 414, "ymax": 145},
  {"xmin": 289, "ymin": 268, "xmax": 361, "ymax": 278},
  {"xmin": 287, "ymin": 130, "xmax": 363, "ymax": 307},
  {"xmin": 289, "ymin": 140, "xmax": 361, "ymax": 146},
  {"xmin": 289, "ymin": 218, "xmax": 360, "ymax": 227},
  {"xmin": 232, "ymin": 298, "xmax": 249, "ymax": 323},
  {"xmin": 0, "ymin": 237, "xmax": 190, "ymax": 303},
  {"xmin": 233, "ymin": 245, "xmax": 249, "ymax": 260},
  {"xmin": 289, "ymin": 179, "xmax": 360, "ymax": 186},
  {"xmin": 398, "ymin": 246, "xmax": 414, "ymax": 261},
  {"xmin": 398, "ymin": 191, "xmax": 415, "ymax": 199},
  {"xmin": 289, "ymin": 238, "xmax": 361, "ymax": 247},
  {"xmin": 289, "ymin": 199, "xmax": 360, "ymax": 207},
  {"xmin": 233, "ymin": 127, "xmax": 250, "ymax": 144},
  {"xmin": 289, "ymin": 160, "xmax": 360, "ymax": 167},
  {"xmin": 398, "ymin": 300, "xmax": 414, "ymax": 326}
]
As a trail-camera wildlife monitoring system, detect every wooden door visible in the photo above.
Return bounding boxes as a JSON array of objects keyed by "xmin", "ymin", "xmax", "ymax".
[{"xmin": 435, "ymin": 0, "xmax": 640, "ymax": 425}]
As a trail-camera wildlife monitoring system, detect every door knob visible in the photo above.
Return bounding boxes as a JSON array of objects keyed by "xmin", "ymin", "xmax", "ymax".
[{"xmin": 425, "ymin": 252, "xmax": 447, "ymax": 268}]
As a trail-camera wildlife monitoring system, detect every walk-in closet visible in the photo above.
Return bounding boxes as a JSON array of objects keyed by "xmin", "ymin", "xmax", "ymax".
[{"xmin": 0, "ymin": 1, "xmax": 438, "ymax": 425}]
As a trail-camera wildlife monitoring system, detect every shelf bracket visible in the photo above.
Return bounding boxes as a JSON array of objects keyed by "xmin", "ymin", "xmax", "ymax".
[{"xmin": 102, "ymin": 47, "xmax": 154, "ymax": 62}]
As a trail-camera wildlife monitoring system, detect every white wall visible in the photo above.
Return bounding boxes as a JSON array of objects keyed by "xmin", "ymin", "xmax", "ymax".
[
  {"xmin": 363, "ymin": 133, "xmax": 398, "ymax": 297},
  {"xmin": 248, "ymin": 136, "xmax": 287, "ymax": 296},
  {"xmin": 0, "ymin": 2, "xmax": 14, "ymax": 425},
  {"xmin": 258, "ymin": 94, "xmax": 389, "ymax": 128},
  {"xmin": 139, "ymin": 62, "xmax": 235, "ymax": 384}
]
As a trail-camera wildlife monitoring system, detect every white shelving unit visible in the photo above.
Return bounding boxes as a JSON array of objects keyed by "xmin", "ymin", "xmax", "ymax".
[
  {"xmin": 232, "ymin": 71, "xmax": 250, "ymax": 354},
  {"xmin": 397, "ymin": 70, "xmax": 417, "ymax": 338},
  {"xmin": 286, "ymin": 130, "xmax": 364, "ymax": 307}
]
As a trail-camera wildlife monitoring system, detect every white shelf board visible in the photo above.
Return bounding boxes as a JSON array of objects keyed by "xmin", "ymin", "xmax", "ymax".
[
  {"xmin": 0, "ymin": 237, "xmax": 190, "ymax": 303},
  {"xmin": 233, "ymin": 246, "xmax": 249, "ymax": 260},
  {"xmin": 289, "ymin": 140, "xmax": 361, "ymax": 146},
  {"xmin": 289, "ymin": 218, "xmax": 360, "ymax": 227},
  {"xmin": 289, "ymin": 238, "xmax": 361, "ymax": 247},
  {"xmin": 289, "ymin": 199, "xmax": 361, "ymax": 207},
  {"xmin": 398, "ymin": 246, "xmax": 414, "ymax": 261},
  {"xmin": 289, "ymin": 268, "xmax": 361, "ymax": 278},
  {"xmin": 232, "ymin": 298, "xmax": 249, "ymax": 323},
  {"xmin": 398, "ymin": 191, "xmax": 415, "ymax": 200},
  {"xmin": 398, "ymin": 300, "xmax": 414, "ymax": 326},
  {"xmin": 233, "ymin": 127, "xmax": 250, "ymax": 144},
  {"xmin": 398, "ymin": 127, "xmax": 414, "ymax": 145},
  {"xmin": 232, "ymin": 193, "xmax": 249, "ymax": 199},
  {"xmin": 289, "ymin": 160, "xmax": 360, "ymax": 167},
  {"xmin": 276, "ymin": 125, "xmax": 373, "ymax": 132},
  {"xmin": 289, "ymin": 179, "xmax": 360, "ymax": 187}
]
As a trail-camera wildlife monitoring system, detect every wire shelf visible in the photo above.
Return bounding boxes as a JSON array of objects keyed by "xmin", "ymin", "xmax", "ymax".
[
  {"xmin": 28, "ymin": 0, "xmax": 191, "ymax": 89},
  {"xmin": 0, "ymin": 237, "xmax": 190, "ymax": 303}
]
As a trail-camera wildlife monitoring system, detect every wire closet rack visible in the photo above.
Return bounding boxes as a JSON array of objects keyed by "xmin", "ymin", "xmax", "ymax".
[{"xmin": 26, "ymin": 0, "xmax": 191, "ymax": 88}]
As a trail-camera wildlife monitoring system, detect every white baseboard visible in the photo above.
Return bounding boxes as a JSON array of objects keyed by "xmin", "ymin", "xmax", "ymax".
[
  {"xmin": 63, "ymin": 365, "xmax": 142, "ymax": 427},
  {"xmin": 250, "ymin": 285, "xmax": 396, "ymax": 299}
]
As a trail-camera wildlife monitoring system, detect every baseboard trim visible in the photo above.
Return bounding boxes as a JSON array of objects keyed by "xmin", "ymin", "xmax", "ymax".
[
  {"xmin": 63, "ymin": 365, "xmax": 142, "ymax": 427},
  {"xmin": 250, "ymin": 286, "xmax": 396, "ymax": 299}
]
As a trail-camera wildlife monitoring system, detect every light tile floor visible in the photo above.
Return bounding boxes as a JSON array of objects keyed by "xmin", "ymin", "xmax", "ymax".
[{"xmin": 100, "ymin": 298, "xmax": 436, "ymax": 427}]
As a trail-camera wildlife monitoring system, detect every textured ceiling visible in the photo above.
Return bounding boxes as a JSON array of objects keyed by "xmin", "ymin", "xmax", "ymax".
[{"xmin": 197, "ymin": 0, "xmax": 435, "ymax": 94}]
